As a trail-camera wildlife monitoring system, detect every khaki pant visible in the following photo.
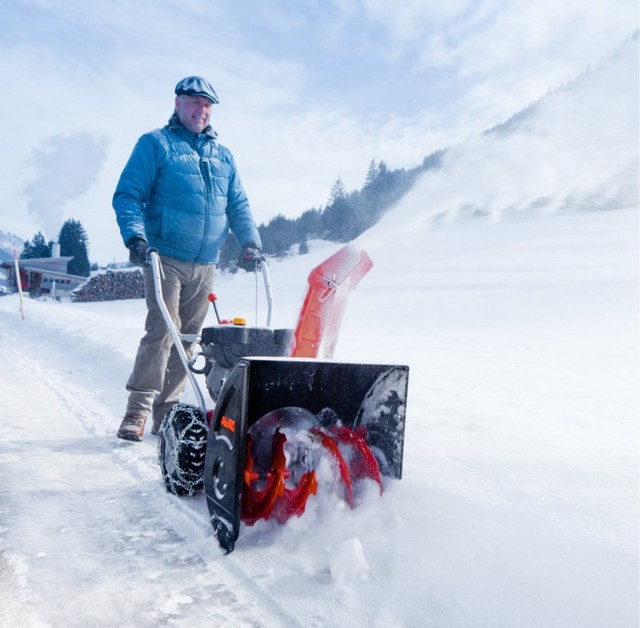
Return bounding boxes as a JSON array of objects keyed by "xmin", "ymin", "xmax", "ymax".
[{"xmin": 125, "ymin": 255, "xmax": 214, "ymax": 427}]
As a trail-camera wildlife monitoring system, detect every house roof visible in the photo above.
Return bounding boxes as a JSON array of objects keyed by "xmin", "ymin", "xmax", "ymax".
[
  {"xmin": 0, "ymin": 256, "xmax": 73, "ymax": 268},
  {"xmin": 0, "ymin": 257, "xmax": 86, "ymax": 282},
  {"xmin": 24, "ymin": 267, "xmax": 87, "ymax": 282}
]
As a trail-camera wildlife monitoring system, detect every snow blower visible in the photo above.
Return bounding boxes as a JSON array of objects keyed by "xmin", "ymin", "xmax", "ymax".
[{"xmin": 151, "ymin": 246, "xmax": 409, "ymax": 553}]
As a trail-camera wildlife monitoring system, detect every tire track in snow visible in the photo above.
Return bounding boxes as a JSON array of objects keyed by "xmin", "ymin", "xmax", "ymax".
[{"xmin": 1, "ymin": 323, "xmax": 300, "ymax": 627}]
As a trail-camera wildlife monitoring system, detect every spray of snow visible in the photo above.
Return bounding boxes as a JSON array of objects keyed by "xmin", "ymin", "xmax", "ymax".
[{"xmin": 361, "ymin": 34, "xmax": 638, "ymax": 249}]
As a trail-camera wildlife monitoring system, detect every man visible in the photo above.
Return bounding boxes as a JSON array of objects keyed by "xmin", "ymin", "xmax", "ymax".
[{"xmin": 113, "ymin": 75, "xmax": 263, "ymax": 441}]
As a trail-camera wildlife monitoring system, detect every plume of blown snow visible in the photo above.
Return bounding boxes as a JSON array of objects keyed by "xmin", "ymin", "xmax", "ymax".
[{"xmin": 360, "ymin": 35, "xmax": 639, "ymax": 250}]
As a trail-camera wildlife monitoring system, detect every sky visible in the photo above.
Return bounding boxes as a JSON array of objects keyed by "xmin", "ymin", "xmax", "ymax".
[{"xmin": 0, "ymin": 0, "xmax": 637, "ymax": 264}]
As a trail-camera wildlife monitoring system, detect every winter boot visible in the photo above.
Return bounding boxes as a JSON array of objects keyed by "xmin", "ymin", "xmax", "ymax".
[{"xmin": 117, "ymin": 413, "xmax": 147, "ymax": 442}]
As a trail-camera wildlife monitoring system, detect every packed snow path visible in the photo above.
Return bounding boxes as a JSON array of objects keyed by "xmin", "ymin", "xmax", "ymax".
[{"xmin": 0, "ymin": 332, "xmax": 301, "ymax": 627}]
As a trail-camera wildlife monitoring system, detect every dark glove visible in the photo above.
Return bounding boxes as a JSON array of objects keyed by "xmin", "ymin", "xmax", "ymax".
[
  {"xmin": 237, "ymin": 244, "xmax": 264, "ymax": 272},
  {"xmin": 127, "ymin": 237, "xmax": 150, "ymax": 267}
]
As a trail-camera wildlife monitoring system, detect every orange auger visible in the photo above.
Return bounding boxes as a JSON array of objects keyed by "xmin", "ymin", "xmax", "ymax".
[
  {"xmin": 326, "ymin": 425, "xmax": 383, "ymax": 494},
  {"xmin": 241, "ymin": 430, "xmax": 318, "ymax": 525},
  {"xmin": 241, "ymin": 424, "xmax": 382, "ymax": 525},
  {"xmin": 241, "ymin": 431, "xmax": 288, "ymax": 525},
  {"xmin": 311, "ymin": 426, "xmax": 355, "ymax": 507}
]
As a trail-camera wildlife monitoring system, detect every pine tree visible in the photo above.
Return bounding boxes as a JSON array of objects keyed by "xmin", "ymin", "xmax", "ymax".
[
  {"xmin": 322, "ymin": 195, "xmax": 358, "ymax": 242},
  {"xmin": 364, "ymin": 159, "xmax": 378, "ymax": 188},
  {"xmin": 20, "ymin": 232, "xmax": 52, "ymax": 259},
  {"xmin": 328, "ymin": 176, "xmax": 346, "ymax": 204},
  {"xmin": 59, "ymin": 219, "xmax": 91, "ymax": 277},
  {"xmin": 296, "ymin": 208, "xmax": 323, "ymax": 242},
  {"xmin": 261, "ymin": 215, "xmax": 298, "ymax": 257}
]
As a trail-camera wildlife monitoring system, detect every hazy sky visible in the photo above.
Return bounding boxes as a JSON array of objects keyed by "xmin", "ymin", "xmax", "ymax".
[{"xmin": 0, "ymin": 0, "xmax": 636, "ymax": 263}]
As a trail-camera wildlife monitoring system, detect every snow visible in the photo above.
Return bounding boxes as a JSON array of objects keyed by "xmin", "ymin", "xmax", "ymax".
[{"xmin": 0, "ymin": 38, "xmax": 638, "ymax": 628}]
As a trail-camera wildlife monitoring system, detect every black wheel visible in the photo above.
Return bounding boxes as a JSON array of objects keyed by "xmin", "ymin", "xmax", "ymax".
[{"xmin": 157, "ymin": 403, "xmax": 208, "ymax": 496}]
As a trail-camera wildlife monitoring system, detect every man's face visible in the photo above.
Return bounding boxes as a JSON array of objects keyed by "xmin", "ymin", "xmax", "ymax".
[{"xmin": 175, "ymin": 94, "xmax": 213, "ymax": 133}]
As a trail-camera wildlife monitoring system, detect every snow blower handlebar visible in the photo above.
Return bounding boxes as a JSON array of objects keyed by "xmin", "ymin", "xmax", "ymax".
[
  {"xmin": 260, "ymin": 260, "xmax": 274, "ymax": 328},
  {"xmin": 148, "ymin": 251, "xmax": 275, "ymax": 417},
  {"xmin": 149, "ymin": 250, "xmax": 208, "ymax": 416}
]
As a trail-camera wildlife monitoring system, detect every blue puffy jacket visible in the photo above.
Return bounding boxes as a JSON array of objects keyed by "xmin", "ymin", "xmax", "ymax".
[{"xmin": 113, "ymin": 115, "xmax": 261, "ymax": 264}]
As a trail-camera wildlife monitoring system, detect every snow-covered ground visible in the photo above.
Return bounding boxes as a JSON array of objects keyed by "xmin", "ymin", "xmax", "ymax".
[{"xmin": 0, "ymin": 36, "xmax": 638, "ymax": 628}]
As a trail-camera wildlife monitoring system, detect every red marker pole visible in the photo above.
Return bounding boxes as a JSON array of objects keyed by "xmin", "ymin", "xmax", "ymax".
[{"xmin": 13, "ymin": 249, "xmax": 25, "ymax": 320}]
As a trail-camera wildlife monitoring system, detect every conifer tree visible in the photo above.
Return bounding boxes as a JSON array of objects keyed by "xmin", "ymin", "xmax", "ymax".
[
  {"xmin": 328, "ymin": 176, "xmax": 346, "ymax": 203},
  {"xmin": 20, "ymin": 232, "xmax": 52, "ymax": 259},
  {"xmin": 59, "ymin": 219, "xmax": 91, "ymax": 277},
  {"xmin": 364, "ymin": 159, "xmax": 378, "ymax": 187},
  {"xmin": 296, "ymin": 208, "xmax": 323, "ymax": 242}
]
